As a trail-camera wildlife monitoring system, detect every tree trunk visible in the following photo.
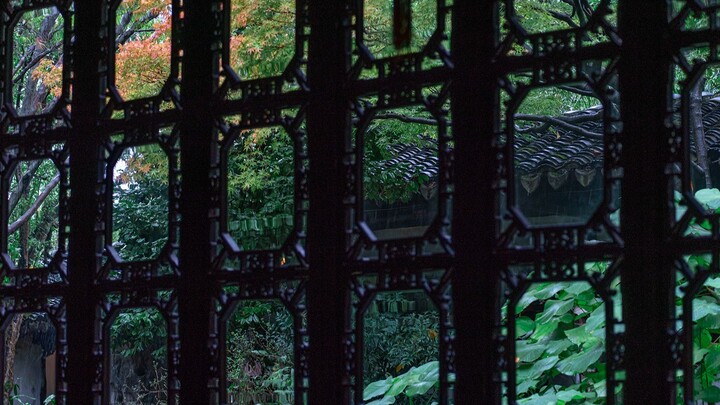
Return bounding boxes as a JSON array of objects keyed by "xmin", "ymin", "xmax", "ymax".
[{"xmin": 3, "ymin": 314, "xmax": 24, "ymax": 402}]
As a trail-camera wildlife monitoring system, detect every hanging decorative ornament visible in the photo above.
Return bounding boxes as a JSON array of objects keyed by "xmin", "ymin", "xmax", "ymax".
[
  {"xmin": 574, "ymin": 167, "xmax": 596, "ymax": 187},
  {"xmin": 393, "ymin": 0, "xmax": 412, "ymax": 50},
  {"xmin": 520, "ymin": 173, "xmax": 541, "ymax": 195},
  {"xmin": 547, "ymin": 169, "xmax": 569, "ymax": 190}
]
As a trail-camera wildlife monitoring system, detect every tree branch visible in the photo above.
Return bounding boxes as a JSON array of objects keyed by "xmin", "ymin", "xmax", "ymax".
[
  {"xmin": 12, "ymin": 47, "xmax": 59, "ymax": 84},
  {"xmin": 8, "ymin": 174, "xmax": 59, "ymax": 235},
  {"xmin": 558, "ymin": 84, "xmax": 596, "ymax": 98},
  {"xmin": 514, "ymin": 114, "xmax": 603, "ymax": 140},
  {"xmin": 116, "ymin": 10, "xmax": 161, "ymax": 45},
  {"xmin": 8, "ymin": 160, "xmax": 42, "ymax": 215},
  {"xmin": 371, "ymin": 112, "xmax": 438, "ymax": 126},
  {"xmin": 546, "ymin": 10, "xmax": 579, "ymax": 28}
]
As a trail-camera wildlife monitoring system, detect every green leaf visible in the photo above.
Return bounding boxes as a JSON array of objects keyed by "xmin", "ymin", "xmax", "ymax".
[
  {"xmin": 564, "ymin": 325, "xmax": 593, "ymax": 346},
  {"xmin": 363, "ymin": 377, "xmax": 392, "ymax": 400},
  {"xmin": 555, "ymin": 342, "xmax": 603, "ymax": 375},
  {"xmin": 533, "ymin": 283, "xmax": 566, "ymax": 300},
  {"xmin": 706, "ymin": 275, "xmax": 720, "ymax": 289},
  {"xmin": 563, "ymin": 283, "xmax": 592, "ymax": 297},
  {"xmin": 517, "ymin": 339, "xmax": 545, "ymax": 363},
  {"xmin": 545, "ymin": 338, "xmax": 573, "ymax": 356},
  {"xmin": 700, "ymin": 328, "xmax": 713, "ymax": 349},
  {"xmin": 585, "ymin": 305, "xmax": 605, "ymax": 333},
  {"xmin": 698, "ymin": 385, "xmax": 720, "ymax": 403},
  {"xmin": 517, "ymin": 378, "xmax": 537, "ymax": 395},
  {"xmin": 366, "ymin": 397, "xmax": 397, "ymax": 405},
  {"xmin": 693, "ymin": 297, "xmax": 720, "ymax": 322},
  {"xmin": 532, "ymin": 320, "xmax": 560, "ymax": 340},
  {"xmin": 694, "ymin": 347, "xmax": 709, "ymax": 364},
  {"xmin": 385, "ymin": 380, "xmax": 410, "ymax": 396},
  {"xmin": 526, "ymin": 355, "xmax": 559, "ymax": 380},
  {"xmin": 556, "ymin": 389, "xmax": 584, "ymax": 402},
  {"xmin": 536, "ymin": 299, "xmax": 574, "ymax": 324},
  {"xmin": 404, "ymin": 380, "xmax": 435, "ymax": 397},
  {"xmin": 518, "ymin": 390, "xmax": 558, "ymax": 405},
  {"xmin": 704, "ymin": 347, "xmax": 720, "ymax": 372},
  {"xmin": 695, "ymin": 188, "xmax": 720, "ymax": 211},
  {"xmin": 517, "ymin": 316, "xmax": 535, "ymax": 337},
  {"xmin": 697, "ymin": 313, "xmax": 720, "ymax": 330}
]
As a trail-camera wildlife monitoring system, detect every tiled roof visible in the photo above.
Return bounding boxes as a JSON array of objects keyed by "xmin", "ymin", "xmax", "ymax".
[
  {"xmin": 514, "ymin": 105, "xmax": 604, "ymax": 175},
  {"xmin": 378, "ymin": 143, "xmax": 439, "ymax": 181},
  {"xmin": 379, "ymin": 97, "xmax": 720, "ymax": 195}
]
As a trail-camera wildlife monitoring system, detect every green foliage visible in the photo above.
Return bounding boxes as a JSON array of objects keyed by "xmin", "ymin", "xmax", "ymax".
[
  {"xmin": 516, "ymin": 87, "xmax": 599, "ymax": 118},
  {"xmin": 230, "ymin": 0, "xmax": 296, "ymax": 79},
  {"xmin": 112, "ymin": 143, "xmax": 171, "ymax": 261},
  {"xmin": 110, "ymin": 307, "xmax": 167, "ymax": 359},
  {"xmin": 510, "ymin": 275, "xmax": 611, "ymax": 404},
  {"xmin": 363, "ymin": 0, "xmax": 437, "ymax": 58},
  {"xmin": 8, "ymin": 159, "xmax": 60, "ymax": 268},
  {"xmin": 364, "ymin": 307, "xmax": 440, "ymax": 385},
  {"xmin": 12, "ymin": 7, "xmax": 65, "ymax": 111},
  {"xmin": 678, "ymin": 188, "xmax": 720, "ymax": 402},
  {"xmin": 226, "ymin": 301, "xmax": 295, "ymax": 404},
  {"xmin": 4, "ymin": 380, "xmax": 55, "ymax": 405},
  {"xmin": 363, "ymin": 361, "xmax": 442, "ymax": 405},
  {"xmin": 227, "ymin": 127, "xmax": 296, "ymax": 249},
  {"xmin": 510, "ymin": 0, "xmax": 613, "ymax": 34}
]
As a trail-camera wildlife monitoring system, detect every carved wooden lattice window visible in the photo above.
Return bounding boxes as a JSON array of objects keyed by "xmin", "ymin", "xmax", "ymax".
[{"xmin": 0, "ymin": 0, "xmax": 706, "ymax": 404}]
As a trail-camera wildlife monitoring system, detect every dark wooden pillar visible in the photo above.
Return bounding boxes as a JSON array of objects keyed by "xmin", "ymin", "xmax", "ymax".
[
  {"xmin": 178, "ymin": 0, "xmax": 218, "ymax": 403},
  {"xmin": 619, "ymin": 0, "xmax": 674, "ymax": 403},
  {"xmin": 451, "ymin": 0, "xmax": 500, "ymax": 403},
  {"xmin": 306, "ymin": 0, "xmax": 351, "ymax": 403},
  {"xmin": 67, "ymin": 1, "xmax": 104, "ymax": 403}
]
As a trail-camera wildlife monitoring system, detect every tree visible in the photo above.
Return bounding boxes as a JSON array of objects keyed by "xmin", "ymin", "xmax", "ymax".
[{"xmin": 18, "ymin": 1, "xmax": 720, "ymax": 404}]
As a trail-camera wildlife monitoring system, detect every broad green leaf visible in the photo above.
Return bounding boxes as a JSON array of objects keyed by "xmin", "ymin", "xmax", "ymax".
[
  {"xmin": 556, "ymin": 389, "xmax": 584, "ymax": 402},
  {"xmin": 594, "ymin": 378, "xmax": 607, "ymax": 398},
  {"xmin": 564, "ymin": 325, "xmax": 593, "ymax": 346},
  {"xmin": 517, "ymin": 293, "xmax": 539, "ymax": 314},
  {"xmin": 517, "ymin": 378, "xmax": 537, "ymax": 395},
  {"xmin": 532, "ymin": 320, "xmax": 559, "ymax": 340},
  {"xmin": 517, "ymin": 316, "xmax": 535, "ymax": 336},
  {"xmin": 706, "ymin": 276, "xmax": 720, "ymax": 289},
  {"xmin": 517, "ymin": 339, "xmax": 546, "ymax": 363},
  {"xmin": 363, "ymin": 377, "xmax": 392, "ymax": 400},
  {"xmin": 693, "ymin": 297, "xmax": 720, "ymax": 323},
  {"xmin": 698, "ymin": 385, "xmax": 720, "ymax": 403},
  {"xmin": 404, "ymin": 381, "xmax": 435, "ymax": 397},
  {"xmin": 697, "ymin": 313, "xmax": 720, "ymax": 330},
  {"xmin": 545, "ymin": 338, "xmax": 573, "ymax": 356},
  {"xmin": 695, "ymin": 188, "xmax": 720, "ymax": 211},
  {"xmin": 366, "ymin": 397, "xmax": 396, "ymax": 405},
  {"xmin": 518, "ymin": 390, "xmax": 558, "ymax": 405},
  {"xmin": 555, "ymin": 343, "xmax": 603, "ymax": 375},
  {"xmin": 526, "ymin": 356, "xmax": 559, "ymax": 380},
  {"xmin": 558, "ymin": 313, "xmax": 574, "ymax": 324},
  {"xmin": 386, "ymin": 378, "xmax": 410, "ymax": 398},
  {"xmin": 700, "ymin": 328, "xmax": 713, "ymax": 349},
  {"xmin": 534, "ymin": 283, "xmax": 567, "ymax": 300},
  {"xmin": 704, "ymin": 347, "xmax": 720, "ymax": 372},
  {"xmin": 585, "ymin": 305, "xmax": 605, "ymax": 333},
  {"xmin": 536, "ymin": 299, "xmax": 574, "ymax": 324},
  {"xmin": 694, "ymin": 347, "xmax": 709, "ymax": 364},
  {"xmin": 563, "ymin": 283, "xmax": 592, "ymax": 297}
]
